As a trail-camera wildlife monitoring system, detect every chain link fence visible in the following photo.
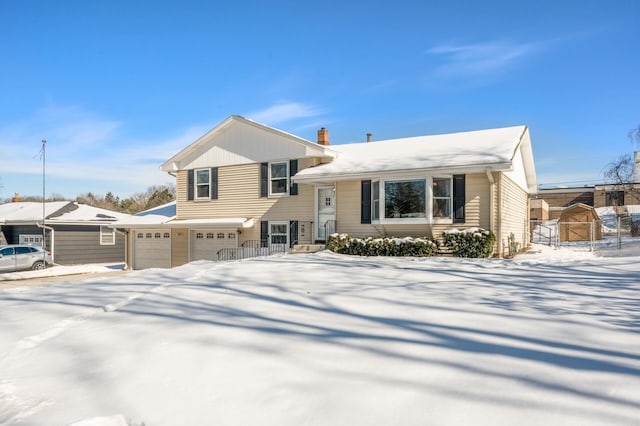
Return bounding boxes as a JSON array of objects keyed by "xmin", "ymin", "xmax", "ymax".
[{"xmin": 531, "ymin": 214, "xmax": 640, "ymax": 253}]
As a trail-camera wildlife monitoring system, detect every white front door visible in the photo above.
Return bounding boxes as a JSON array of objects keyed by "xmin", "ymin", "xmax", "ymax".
[
  {"xmin": 316, "ymin": 186, "xmax": 336, "ymax": 241},
  {"xmin": 269, "ymin": 222, "xmax": 289, "ymax": 252}
]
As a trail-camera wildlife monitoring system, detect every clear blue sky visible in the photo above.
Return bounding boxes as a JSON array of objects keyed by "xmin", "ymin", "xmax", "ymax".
[{"xmin": 1, "ymin": 0, "xmax": 639, "ymax": 199}]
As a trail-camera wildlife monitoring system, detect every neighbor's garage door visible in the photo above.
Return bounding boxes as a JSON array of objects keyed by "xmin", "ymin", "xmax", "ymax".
[
  {"xmin": 134, "ymin": 229, "xmax": 171, "ymax": 269},
  {"xmin": 191, "ymin": 230, "xmax": 238, "ymax": 261}
]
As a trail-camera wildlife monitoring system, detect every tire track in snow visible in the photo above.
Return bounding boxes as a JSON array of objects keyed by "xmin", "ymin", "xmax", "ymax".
[
  {"xmin": 2, "ymin": 282, "xmax": 172, "ymax": 361},
  {"xmin": 0, "ymin": 282, "xmax": 171, "ymax": 423},
  {"xmin": 0, "ymin": 379, "xmax": 54, "ymax": 424}
]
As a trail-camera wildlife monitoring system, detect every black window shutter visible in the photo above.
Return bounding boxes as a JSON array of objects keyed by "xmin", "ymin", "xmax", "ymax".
[
  {"xmin": 187, "ymin": 170, "xmax": 194, "ymax": 201},
  {"xmin": 289, "ymin": 159, "xmax": 298, "ymax": 196},
  {"xmin": 361, "ymin": 180, "xmax": 372, "ymax": 224},
  {"xmin": 453, "ymin": 174, "xmax": 466, "ymax": 223},
  {"xmin": 290, "ymin": 220, "xmax": 298, "ymax": 248},
  {"xmin": 260, "ymin": 221, "xmax": 269, "ymax": 248},
  {"xmin": 210, "ymin": 167, "xmax": 218, "ymax": 200},
  {"xmin": 260, "ymin": 162, "xmax": 268, "ymax": 197}
]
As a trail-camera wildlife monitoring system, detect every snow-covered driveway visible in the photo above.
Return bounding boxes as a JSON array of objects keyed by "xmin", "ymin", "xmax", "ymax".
[{"xmin": 1, "ymin": 248, "xmax": 639, "ymax": 425}]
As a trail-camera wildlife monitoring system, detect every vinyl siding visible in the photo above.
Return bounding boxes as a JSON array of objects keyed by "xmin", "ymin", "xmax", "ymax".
[
  {"xmin": 50, "ymin": 225, "xmax": 125, "ymax": 265},
  {"xmin": 498, "ymin": 173, "xmax": 530, "ymax": 254},
  {"xmin": 334, "ymin": 173, "xmax": 492, "ymax": 239},
  {"xmin": 176, "ymin": 160, "xmax": 316, "ymax": 246},
  {"xmin": 3, "ymin": 224, "xmax": 124, "ymax": 264},
  {"xmin": 171, "ymin": 228, "xmax": 189, "ymax": 267}
]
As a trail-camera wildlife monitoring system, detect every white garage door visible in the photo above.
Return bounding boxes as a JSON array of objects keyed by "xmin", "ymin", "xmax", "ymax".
[
  {"xmin": 191, "ymin": 230, "xmax": 238, "ymax": 261},
  {"xmin": 134, "ymin": 230, "xmax": 171, "ymax": 269}
]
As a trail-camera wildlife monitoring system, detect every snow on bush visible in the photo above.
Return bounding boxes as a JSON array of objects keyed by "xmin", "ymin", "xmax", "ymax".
[
  {"xmin": 442, "ymin": 227, "xmax": 496, "ymax": 258},
  {"xmin": 326, "ymin": 233, "xmax": 438, "ymax": 257}
]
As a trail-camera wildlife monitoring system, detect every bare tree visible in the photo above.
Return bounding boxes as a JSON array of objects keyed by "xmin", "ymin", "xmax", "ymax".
[
  {"xmin": 628, "ymin": 124, "xmax": 640, "ymax": 149},
  {"xmin": 602, "ymin": 154, "xmax": 633, "ymax": 185}
]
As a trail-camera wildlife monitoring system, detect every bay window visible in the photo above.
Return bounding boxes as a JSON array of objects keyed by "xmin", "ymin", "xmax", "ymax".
[
  {"xmin": 364, "ymin": 176, "xmax": 457, "ymax": 224},
  {"xmin": 372, "ymin": 181, "xmax": 380, "ymax": 221},
  {"xmin": 432, "ymin": 177, "xmax": 452, "ymax": 220},
  {"xmin": 384, "ymin": 179, "xmax": 426, "ymax": 219}
]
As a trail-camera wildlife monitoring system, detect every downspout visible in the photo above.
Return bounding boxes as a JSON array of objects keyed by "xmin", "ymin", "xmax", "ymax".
[
  {"xmin": 485, "ymin": 168, "xmax": 498, "ymax": 257},
  {"xmin": 36, "ymin": 222, "xmax": 55, "ymax": 264},
  {"xmin": 114, "ymin": 228, "xmax": 129, "ymax": 270}
]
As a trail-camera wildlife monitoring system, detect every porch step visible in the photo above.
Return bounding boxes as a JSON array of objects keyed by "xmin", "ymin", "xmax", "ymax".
[{"xmin": 289, "ymin": 244, "xmax": 326, "ymax": 254}]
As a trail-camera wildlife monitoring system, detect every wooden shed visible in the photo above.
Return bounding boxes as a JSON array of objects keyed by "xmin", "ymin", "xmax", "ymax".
[{"xmin": 558, "ymin": 203, "xmax": 602, "ymax": 242}]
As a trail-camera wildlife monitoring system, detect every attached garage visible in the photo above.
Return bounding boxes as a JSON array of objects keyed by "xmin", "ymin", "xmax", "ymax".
[
  {"xmin": 190, "ymin": 229, "xmax": 239, "ymax": 261},
  {"xmin": 111, "ymin": 207, "xmax": 256, "ymax": 270},
  {"xmin": 133, "ymin": 229, "xmax": 172, "ymax": 269}
]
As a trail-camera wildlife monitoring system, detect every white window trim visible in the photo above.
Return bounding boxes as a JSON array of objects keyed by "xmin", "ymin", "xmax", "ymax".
[
  {"xmin": 268, "ymin": 161, "xmax": 290, "ymax": 198},
  {"xmin": 371, "ymin": 176, "xmax": 454, "ymax": 225},
  {"xmin": 100, "ymin": 226, "xmax": 116, "ymax": 246},
  {"xmin": 432, "ymin": 176, "xmax": 454, "ymax": 224},
  {"xmin": 194, "ymin": 168, "xmax": 211, "ymax": 200},
  {"xmin": 269, "ymin": 221, "xmax": 290, "ymax": 248}
]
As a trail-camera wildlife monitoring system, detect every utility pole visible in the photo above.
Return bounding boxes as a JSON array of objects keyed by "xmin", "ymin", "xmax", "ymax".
[{"xmin": 42, "ymin": 139, "xmax": 46, "ymax": 263}]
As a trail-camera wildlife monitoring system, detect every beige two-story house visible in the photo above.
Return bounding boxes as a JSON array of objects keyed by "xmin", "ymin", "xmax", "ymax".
[{"xmin": 113, "ymin": 115, "xmax": 537, "ymax": 269}]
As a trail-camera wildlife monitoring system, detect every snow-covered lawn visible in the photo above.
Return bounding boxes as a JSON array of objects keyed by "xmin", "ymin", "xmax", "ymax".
[{"xmin": 1, "ymin": 246, "xmax": 639, "ymax": 425}]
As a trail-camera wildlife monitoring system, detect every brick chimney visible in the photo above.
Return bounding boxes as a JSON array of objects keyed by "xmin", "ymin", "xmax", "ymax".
[
  {"xmin": 317, "ymin": 127, "xmax": 329, "ymax": 146},
  {"xmin": 367, "ymin": 133, "xmax": 372, "ymax": 143}
]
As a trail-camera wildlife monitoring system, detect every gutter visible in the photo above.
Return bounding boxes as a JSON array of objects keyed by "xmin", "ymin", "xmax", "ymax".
[
  {"xmin": 36, "ymin": 222, "xmax": 55, "ymax": 263},
  {"xmin": 486, "ymin": 168, "xmax": 498, "ymax": 257},
  {"xmin": 293, "ymin": 162, "xmax": 514, "ymax": 184},
  {"xmin": 114, "ymin": 228, "xmax": 130, "ymax": 270}
]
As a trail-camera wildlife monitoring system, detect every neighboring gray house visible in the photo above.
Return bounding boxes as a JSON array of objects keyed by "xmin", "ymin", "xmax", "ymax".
[{"xmin": 0, "ymin": 201, "xmax": 131, "ymax": 265}]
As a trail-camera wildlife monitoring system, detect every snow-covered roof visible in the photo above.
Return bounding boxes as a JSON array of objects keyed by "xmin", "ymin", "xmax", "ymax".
[
  {"xmin": 109, "ymin": 201, "xmax": 176, "ymax": 228},
  {"xmin": 295, "ymin": 125, "xmax": 531, "ymax": 181},
  {"xmin": 110, "ymin": 214, "xmax": 254, "ymax": 229},
  {"xmin": 0, "ymin": 201, "xmax": 70, "ymax": 223},
  {"xmin": 0, "ymin": 202, "xmax": 131, "ymax": 225},
  {"xmin": 135, "ymin": 201, "xmax": 176, "ymax": 218}
]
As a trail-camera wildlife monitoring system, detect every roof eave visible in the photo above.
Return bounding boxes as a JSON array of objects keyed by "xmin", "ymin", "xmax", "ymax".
[{"xmin": 293, "ymin": 162, "xmax": 513, "ymax": 184}]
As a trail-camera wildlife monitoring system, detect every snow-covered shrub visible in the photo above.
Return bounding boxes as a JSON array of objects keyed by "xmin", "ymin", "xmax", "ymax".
[
  {"xmin": 326, "ymin": 234, "xmax": 438, "ymax": 257},
  {"xmin": 442, "ymin": 228, "xmax": 496, "ymax": 258}
]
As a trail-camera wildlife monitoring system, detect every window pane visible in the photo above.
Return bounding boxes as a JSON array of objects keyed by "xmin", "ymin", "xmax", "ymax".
[
  {"xmin": 15, "ymin": 247, "xmax": 31, "ymax": 254},
  {"xmin": 196, "ymin": 169, "xmax": 209, "ymax": 184},
  {"xmin": 272, "ymin": 235, "xmax": 287, "ymax": 244},
  {"xmin": 372, "ymin": 181, "xmax": 380, "ymax": 221},
  {"xmin": 271, "ymin": 179, "xmax": 287, "ymax": 193},
  {"xmin": 433, "ymin": 198, "xmax": 451, "ymax": 218},
  {"xmin": 197, "ymin": 184, "xmax": 210, "ymax": 198},
  {"xmin": 271, "ymin": 224, "xmax": 287, "ymax": 234},
  {"xmin": 271, "ymin": 163, "xmax": 287, "ymax": 178},
  {"xmin": 384, "ymin": 180, "xmax": 426, "ymax": 218},
  {"xmin": 433, "ymin": 178, "xmax": 451, "ymax": 197}
]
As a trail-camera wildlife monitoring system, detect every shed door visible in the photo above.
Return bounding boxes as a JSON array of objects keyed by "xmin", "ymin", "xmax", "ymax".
[{"xmin": 133, "ymin": 230, "xmax": 171, "ymax": 269}]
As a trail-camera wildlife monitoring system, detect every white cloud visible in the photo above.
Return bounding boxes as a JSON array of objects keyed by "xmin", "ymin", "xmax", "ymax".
[
  {"xmin": 246, "ymin": 102, "xmax": 324, "ymax": 125},
  {"xmin": 426, "ymin": 40, "xmax": 542, "ymax": 79},
  {"xmin": 0, "ymin": 105, "xmax": 210, "ymax": 197}
]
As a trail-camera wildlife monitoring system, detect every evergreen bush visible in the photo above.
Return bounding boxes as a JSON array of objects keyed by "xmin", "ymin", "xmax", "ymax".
[
  {"xmin": 442, "ymin": 228, "xmax": 496, "ymax": 258},
  {"xmin": 326, "ymin": 234, "xmax": 438, "ymax": 257}
]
